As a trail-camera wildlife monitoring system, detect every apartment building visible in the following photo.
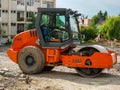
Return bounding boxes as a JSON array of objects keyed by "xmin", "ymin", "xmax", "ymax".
[{"xmin": 0, "ymin": 0, "xmax": 56, "ymax": 41}]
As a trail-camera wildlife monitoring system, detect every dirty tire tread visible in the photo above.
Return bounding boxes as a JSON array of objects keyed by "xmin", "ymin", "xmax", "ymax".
[{"xmin": 18, "ymin": 46, "xmax": 45, "ymax": 74}]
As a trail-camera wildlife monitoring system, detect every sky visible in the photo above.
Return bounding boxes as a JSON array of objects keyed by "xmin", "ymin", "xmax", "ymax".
[{"xmin": 56, "ymin": 0, "xmax": 120, "ymax": 18}]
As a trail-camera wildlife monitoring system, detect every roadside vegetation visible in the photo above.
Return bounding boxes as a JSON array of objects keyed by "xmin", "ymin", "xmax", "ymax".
[
  {"xmin": 99, "ymin": 16, "xmax": 120, "ymax": 40},
  {"xmin": 81, "ymin": 11, "xmax": 120, "ymax": 44},
  {"xmin": 27, "ymin": 13, "xmax": 36, "ymax": 30}
]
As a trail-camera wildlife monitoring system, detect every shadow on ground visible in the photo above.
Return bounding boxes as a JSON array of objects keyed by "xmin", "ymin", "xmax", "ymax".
[{"xmin": 30, "ymin": 69, "xmax": 120, "ymax": 86}]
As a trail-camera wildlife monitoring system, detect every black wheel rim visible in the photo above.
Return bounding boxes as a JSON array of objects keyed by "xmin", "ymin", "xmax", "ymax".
[{"xmin": 25, "ymin": 55, "xmax": 35, "ymax": 66}]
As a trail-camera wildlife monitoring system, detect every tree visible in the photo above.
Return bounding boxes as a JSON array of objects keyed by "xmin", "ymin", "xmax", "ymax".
[
  {"xmin": 90, "ymin": 15, "xmax": 100, "ymax": 26},
  {"xmin": 98, "ymin": 10, "xmax": 103, "ymax": 19},
  {"xmin": 103, "ymin": 11, "xmax": 108, "ymax": 20},
  {"xmin": 0, "ymin": 28, "xmax": 5, "ymax": 36},
  {"xmin": 90, "ymin": 10, "xmax": 108, "ymax": 26},
  {"xmin": 81, "ymin": 26, "xmax": 98, "ymax": 41},
  {"xmin": 27, "ymin": 13, "xmax": 36, "ymax": 29},
  {"xmin": 99, "ymin": 16, "xmax": 120, "ymax": 40},
  {"xmin": 85, "ymin": 16, "xmax": 88, "ymax": 19}
]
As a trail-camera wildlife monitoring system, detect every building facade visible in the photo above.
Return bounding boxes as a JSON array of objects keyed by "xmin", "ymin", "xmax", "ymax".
[
  {"xmin": 0, "ymin": 0, "xmax": 56, "ymax": 41},
  {"xmin": 78, "ymin": 18, "xmax": 91, "ymax": 27}
]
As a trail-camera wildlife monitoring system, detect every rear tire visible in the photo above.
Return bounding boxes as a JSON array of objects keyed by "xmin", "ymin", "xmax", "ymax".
[{"xmin": 18, "ymin": 46, "xmax": 45, "ymax": 74}]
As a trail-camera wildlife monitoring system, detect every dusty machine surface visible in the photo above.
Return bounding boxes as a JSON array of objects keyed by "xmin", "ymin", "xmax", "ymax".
[{"xmin": 7, "ymin": 8, "xmax": 117, "ymax": 78}]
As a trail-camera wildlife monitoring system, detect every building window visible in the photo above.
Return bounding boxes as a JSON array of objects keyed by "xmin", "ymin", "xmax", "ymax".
[
  {"xmin": 17, "ymin": 24, "xmax": 24, "ymax": 33},
  {"xmin": 17, "ymin": 0, "xmax": 24, "ymax": 5},
  {"xmin": 2, "ymin": 23, "xmax": 8, "ymax": 26},
  {"xmin": 26, "ymin": 12, "xmax": 33, "ymax": 21},
  {"xmin": 11, "ymin": 10, "xmax": 16, "ymax": 13},
  {"xmin": 26, "ymin": 12, "xmax": 33, "ymax": 18},
  {"xmin": 27, "ymin": 0, "xmax": 34, "ymax": 6},
  {"xmin": 11, "ymin": 23, "xmax": 16, "ymax": 26},
  {"xmin": 17, "ymin": 11, "xmax": 24, "ymax": 18},
  {"xmin": 43, "ymin": 1, "xmax": 54, "ymax": 8},
  {"xmin": 47, "ymin": 2, "xmax": 54, "ymax": 8},
  {"xmin": 17, "ymin": 12, "xmax": 24, "ymax": 21},
  {"xmin": 35, "ymin": 12, "xmax": 37, "ymax": 14},
  {"xmin": 35, "ymin": 0, "xmax": 40, "ymax": 2},
  {"xmin": 2, "ymin": 10, "xmax": 8, "ymax": 13}
]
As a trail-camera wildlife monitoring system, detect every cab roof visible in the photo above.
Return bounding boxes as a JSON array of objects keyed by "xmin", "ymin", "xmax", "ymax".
[{"xmin": 38, "ymin": 8, "xmax": 67, "ymax": 13}]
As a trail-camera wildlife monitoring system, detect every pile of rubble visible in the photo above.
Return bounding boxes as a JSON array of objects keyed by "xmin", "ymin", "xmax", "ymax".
[{"xmin": 0, "ymin": 68, "xmax": 32, "ymax": 89}]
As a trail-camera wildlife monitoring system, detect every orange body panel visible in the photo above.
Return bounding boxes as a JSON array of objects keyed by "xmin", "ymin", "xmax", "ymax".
[
  {"xmin": 46, "ymin": 49, "xmax": 60, "ymax": 63},
  {"xmin": 7, "ymin": 29, "xmax": 39, "ymax": 63},
  {"xmin": 7, "ymin": 29, "xmax": 117, "ymax": 69},
  {"xmin": 61, "ymin": 52, "xmax": 116, "ymax": 68},
  {"xmin": 7, "ymin": 48, "xmax": 19, "ymax": 63},
  {"xmin": 11, "ymin": 29, "xmax": 38, "ymax": 51}
]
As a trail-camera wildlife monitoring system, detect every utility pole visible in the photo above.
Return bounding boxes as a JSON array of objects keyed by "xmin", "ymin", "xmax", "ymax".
[{"xmin": 8, "ymin": 0, "xmax": 11, "ymax": 41}]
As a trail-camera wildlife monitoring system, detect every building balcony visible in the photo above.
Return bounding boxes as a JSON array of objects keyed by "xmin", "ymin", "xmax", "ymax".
[
  {"xmin": 17, "ymin": 5, "xmax": 36, "ymax": 12},
  {"xmin": 27, "ymin": 18, "xmax": 32, "ymax": 22},
  {"xmin": 27, "ymin": 6, "xmax": 35, "ymax": 11},
  {"xmin": 17, "ymin": 5, "xmax": 25, "ymax": 11},
  {"xmin": 17, "ymin": 18, "xmax": 24, "ymax": 21},
  {"xmin": 17, "ymin": 17, "xmax": 32, "ymax": 22}
]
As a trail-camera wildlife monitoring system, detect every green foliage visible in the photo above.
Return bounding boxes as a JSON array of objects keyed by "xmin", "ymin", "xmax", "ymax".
[
  {"xmin": 82, "ymin": 10, "xmax": 108, "ymax": 42},
  {"xmin": 90, "ymin": 15, "xmax": 100, "ymax": 26},
  {"xmin": 81, "ymin": 26, "xmax": 98, "ymax": 41},
  {"xmin": 0, "ymin": 28, "xmax": 6, "ymax": 36},
  {"xmin": 103, "ymin": 11, "xmax": 108, "ymax": 20},
  {"xmin": 99, "ymin": 16, "xmax": 120, "ymax": 39},
  {"xmin": 5, "ymin": 39, "xmax": 12, "ymax": 45},
  {"xmin": 27, "ymin": 13, "xmax": 36, "ymax": 29},
  {"xmin": 90, "ymin": 10, "xmax": 108, "ymax": 26}
]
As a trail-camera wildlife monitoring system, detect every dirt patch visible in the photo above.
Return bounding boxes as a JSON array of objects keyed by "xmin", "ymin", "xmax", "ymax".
[{"xmin": 0, "ymin": 45, "xmax": 120, "ymax": 90}]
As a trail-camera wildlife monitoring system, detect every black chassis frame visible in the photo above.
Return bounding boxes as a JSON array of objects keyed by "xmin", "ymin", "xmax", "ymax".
[{"xmin": 36, "ymin": 8, "xmax": 81, "ymax": 49}]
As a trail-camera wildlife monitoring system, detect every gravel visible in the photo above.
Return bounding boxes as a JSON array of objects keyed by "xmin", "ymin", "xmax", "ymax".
[{"xmin": 0, "ymin": 45, "xmax": 120, "ymax": 90}]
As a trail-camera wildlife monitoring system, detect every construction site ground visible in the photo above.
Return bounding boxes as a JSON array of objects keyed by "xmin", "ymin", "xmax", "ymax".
[{"xmin": 0, "ymin": 42, "xmax": 120, "ymax": 90}]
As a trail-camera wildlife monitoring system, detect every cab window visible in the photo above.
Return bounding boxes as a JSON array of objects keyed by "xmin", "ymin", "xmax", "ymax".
[
  {"xmin": 70, "ymin": 15, "xmax": 79, "ymax": 40},
  {"xmin": 40, "ymin": 13, "xmax": 69, "ymax": 42}
]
